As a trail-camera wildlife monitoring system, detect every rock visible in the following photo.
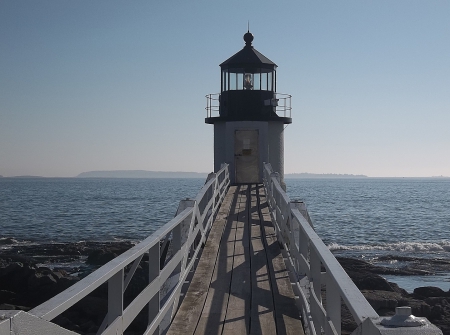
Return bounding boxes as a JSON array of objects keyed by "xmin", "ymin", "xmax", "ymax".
[
  {"xmin": 337, "ymin": 257, "xmax": 450, "ymax": 335},
  {"xmin": 361, "ymin": 290, "xmax": 403, "ymax": 311},
  {"xmin": 414, "ymin": 286, "xmax": 450, "ymax": 298},
  {"xmin": 75, "ymin": 296, "xmax": 108, "ymax": 319},
  {"xmin": 387, "ymin": 281, "xmax": 409, "ymax": 295},
  {"xmin": 86, "ymin": 249, "xmax": 117, "ymax": 265},
  {"xmin": 0, "ymin": 290, "xmax": 16, "ymax": 302},
  {"xmin": 28, "ymin": 272, "xmax": 58, "ymax": 289},
  {"xmin": 346, "ymin": 270, "xmax": 395, "ymax": 291},
  {"xmin": 0, "ymin": 262, "xmax": 35, "ymax": 292},
  {"xmin": 52, "ymin": 315, "xmax": 74, "ymax": 329},
  {"xmin": 426, "ymin": 297, "xmax": 449, "ymax": 305},
  {"xmin": 0, "ymin": 237, "xmax": 18, "ymax": 245},
  {"xmin": 0, "ymin": 303, "xmax": 30, "ymax": 311},
  {"xmin": 405, "ymin": 298, "xmax": 432, "ymax": 317},
  {"xmin": 0, "ymin": 303, "xmax": 17, "ymax": 310}
]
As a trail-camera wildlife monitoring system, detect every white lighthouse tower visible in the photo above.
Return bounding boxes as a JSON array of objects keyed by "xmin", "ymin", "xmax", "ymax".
[{"xmin": 206, "ymin": 31, "xmax": 292, "ymax": 185}]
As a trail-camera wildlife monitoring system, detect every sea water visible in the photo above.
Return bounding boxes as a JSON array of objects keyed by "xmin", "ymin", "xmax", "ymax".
[
  {"xmin": 0, "ymin": 178, "xmax": 204, "ymax": 242},
  {"xmin": 1, "ymin": 177, "xmax": 449, "ymax": 291},
  {"xmin": 287, "ymin": 177, "xmax": 450, "ymax": 292}
]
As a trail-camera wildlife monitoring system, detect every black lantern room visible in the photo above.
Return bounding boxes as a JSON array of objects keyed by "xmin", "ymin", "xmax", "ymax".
[{"xmin": 205, "ymin": 31, "xmax": 292, "ymax": 124}]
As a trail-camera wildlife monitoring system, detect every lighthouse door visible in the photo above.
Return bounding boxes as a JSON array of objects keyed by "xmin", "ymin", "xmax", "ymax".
[{"xmin": 234, "ymin": 130, "xmax": 259, "ymax": 183}]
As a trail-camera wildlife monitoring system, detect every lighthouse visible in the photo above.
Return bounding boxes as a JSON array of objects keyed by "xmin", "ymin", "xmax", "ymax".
[{"xmin": 206, "ymin": 31, "xmax": 292, "ymax": 185}]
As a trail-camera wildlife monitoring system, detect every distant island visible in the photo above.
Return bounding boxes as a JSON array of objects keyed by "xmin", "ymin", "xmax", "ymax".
[
  {"xmin": 76, "ymin": 170, "xmax": 209, "ymax": 179},
  {"xmin": 285, "ymin": 173, "xmax": 367, "ymax": 179}
]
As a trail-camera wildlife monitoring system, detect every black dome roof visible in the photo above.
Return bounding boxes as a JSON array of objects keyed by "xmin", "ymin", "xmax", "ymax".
[{"xmin": 220, "ymin": 32, "xmax": 276, "ymax": 70}]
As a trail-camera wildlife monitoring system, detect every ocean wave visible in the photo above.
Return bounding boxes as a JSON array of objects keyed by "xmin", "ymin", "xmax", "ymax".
[
  {"xmin": 0, "ymin": 237, "xmax": 37, "ymax": 250},
  {"xmin": 328, "ymin": 240, "xmax": 450, "ymax": 253}
]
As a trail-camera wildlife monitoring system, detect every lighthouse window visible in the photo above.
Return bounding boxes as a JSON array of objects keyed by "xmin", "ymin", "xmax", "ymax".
[
  {"xmin": 253, "ymin": 73, "xmax": 260, "ymax": 90},
  {"xmin": 244, "ymin": 73, "xmax": 253, "ymax": 90},
  {"xmin": 261, "ymin": 72, "xmax": 268, "ymax": 90},
  {"xmin": 223, "ymin": 71, "xmax": 228, "ymax": 92},
  {"xmin": 229, "ymin": 73, "xmax": 237, "ymax": 90},
  {"xmin": 237, "ymin": 73, "xmax": 243, "ymax": 90},
  {"xmin": 268, "ymin": 72, "xmax": 273, "ymax": 91}
]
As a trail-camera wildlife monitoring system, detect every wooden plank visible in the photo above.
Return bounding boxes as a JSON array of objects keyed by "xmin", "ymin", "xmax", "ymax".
[
  {"xmin": 222, "ymin": 185, "xmax": 251, "ymax": 334},
  {"xmin": 193, "ymin": 185, "xmax": 243, "ymax": 335},
  {"xmin": 169, "ymin": 184, "xmax": 305, "ymax": 335},
  {"xmin": 258, "ymin": 185, "xmax": 304, "ymax": 335},
  {"xmin": 166, "ymin": 186, "xmax": 237, "ymax": 335},
  {"xmin": 250, "ymin": 184, "xmax": 277, "ymax": 335}
]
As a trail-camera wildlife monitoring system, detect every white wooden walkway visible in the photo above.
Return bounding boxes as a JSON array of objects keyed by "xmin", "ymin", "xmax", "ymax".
[{"xmin": 167, "ymin": 184, "xmax": 304, "ymax": 335}]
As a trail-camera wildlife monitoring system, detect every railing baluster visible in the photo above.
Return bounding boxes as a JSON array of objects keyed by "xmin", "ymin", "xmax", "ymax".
[
  {"xmin": 148, "ymin": 243, "xmax": 160, "ymax": 334},
  {"xmin": 108, "ymin": 269, "xmax": 124, "ymax": 332},
  {"xmin": 310, "ymin": 247, "xmax": 322, "ymax": 306},
  {"xmin": 326, "ymin": 274, "xmax": 341, "ymax": 335}
]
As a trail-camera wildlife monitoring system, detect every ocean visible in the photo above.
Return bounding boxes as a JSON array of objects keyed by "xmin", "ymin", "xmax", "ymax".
[{"xmin": 1, "ymin": 177, "xmax": 449, "ymax": 292}]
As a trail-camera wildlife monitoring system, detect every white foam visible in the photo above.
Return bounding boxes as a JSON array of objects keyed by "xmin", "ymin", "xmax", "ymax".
[{"xmin": 328, "ymin": 240, "xmax": 450, "ymax": 253}]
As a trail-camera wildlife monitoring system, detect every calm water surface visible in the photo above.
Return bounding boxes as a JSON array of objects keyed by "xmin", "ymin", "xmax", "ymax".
[{"xmin": 0, "ymin": 178, "xmax": 204, "ymax": 242}]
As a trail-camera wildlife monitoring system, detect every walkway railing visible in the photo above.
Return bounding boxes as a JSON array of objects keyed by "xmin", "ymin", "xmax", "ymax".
[
  {"xmin": 0, "ymin": 165, "xmax": 230, "ymax": 335},
  {"xmin": 263, "ymin": 162, "xmax": 442, "ymax": 335}
]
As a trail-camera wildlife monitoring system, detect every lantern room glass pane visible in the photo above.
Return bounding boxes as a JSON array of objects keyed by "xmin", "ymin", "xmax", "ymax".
[
  {"xmin": 221, "ymin": 71, "xmax": 225, "ymax": 91},
  {"xmin": 253, "ymin": 73, "xmax": 260, "ymax": 90},
  {"xmin": 244, "ymin": 73, "xmax": 253, "ymax": 90},
  {"xmin": 229, "ymin": 73, "xmax": 237, "ymax": 90},
  {"xmin": 237, "ymin": 73, "xmax": 243, "ymax": 90},
  {"xmin": 274, "ymin": 70, "xmax": 276, "ymax": 91},
  {"xmin": 261, "ymin": 72, "xmax": 268, "ymax": 90},
  {"xmin": 268, "ymin": 72, "xmax": 273, "ymax": 91}
]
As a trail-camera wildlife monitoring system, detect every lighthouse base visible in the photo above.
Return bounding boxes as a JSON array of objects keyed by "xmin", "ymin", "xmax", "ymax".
[{"xmin": 213, "ymin": 121, "xmax": 284, "ymax": 185}]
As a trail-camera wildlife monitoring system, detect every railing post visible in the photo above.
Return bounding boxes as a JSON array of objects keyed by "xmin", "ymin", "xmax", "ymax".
[
  {"xmin": 108, "ymin": 268, "xmax": 124, "ymax": 332},
  {"xmin": 169, "ymin": 199, "xmax": 196, "ymax": 323},
  {"xmin": 175, "ymin": 199, "xmax": 196, "ymax": 246},
  {"xmin": 326, "ymin": 275, "xmax": 341, "ymax": 335},
  {"xmin": 310, "ymin": 247, "xmax": 322, "ymax": 304},
  {"xmin": 148, "ymin": 243, "xmax": 160, "ymax": 334},
  {"xmin": 289, "ymin": 202, "xmax": 304, "ymax": 274}
]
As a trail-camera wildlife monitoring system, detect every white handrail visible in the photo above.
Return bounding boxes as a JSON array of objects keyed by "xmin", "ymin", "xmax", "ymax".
[
  {"xmin": 262, "ymin": 162, "xmax": 442, "ymax": 335},
  {"xmin": 1, "ymin": 164, "xmax": 230, "ymax": 335}
]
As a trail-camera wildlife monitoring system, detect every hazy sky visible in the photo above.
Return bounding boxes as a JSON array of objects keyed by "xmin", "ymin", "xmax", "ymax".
[{"xmin": 1, "ymin": 1, "xmax": 449, "ymax": 177}]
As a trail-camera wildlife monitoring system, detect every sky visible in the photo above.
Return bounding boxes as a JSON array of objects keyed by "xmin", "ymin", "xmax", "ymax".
[{"xmin": 1, "ymin": 1, "xmax": 449, "ymax": 178}]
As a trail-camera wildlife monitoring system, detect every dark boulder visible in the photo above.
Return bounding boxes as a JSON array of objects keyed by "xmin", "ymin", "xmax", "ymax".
[
  {"xmin": 86, "ymin": 249, "xmax": 117, "ymax": 265},
  {"xmin": 28, "ymin": 272, "xmax": 58, "ymax": 289},
  {"xmin": 414, "ymin": 286, "xmax": 450, "ymax": 299},
  {"xmin": 346, "ymin": 270, "xmax": 395, "ymax": 292},
  {"xmin": 361, "ymin": 290, "xmax": 403, "ymax": 311}
]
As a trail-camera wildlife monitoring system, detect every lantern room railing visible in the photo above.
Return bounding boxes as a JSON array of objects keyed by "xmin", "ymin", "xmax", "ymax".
[{"xmin": 205, "ymin": 92, "xmax": 292, "ymax": 119}]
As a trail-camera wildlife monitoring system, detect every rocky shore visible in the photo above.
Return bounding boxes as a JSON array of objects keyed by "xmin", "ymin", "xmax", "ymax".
[
  {"xmin": 1, "ymin": 240, "xmax": 450, "ymax": 334},
  {"xmin": 337, "ymin": 256, "xmax": 450, "ymax": 334}
]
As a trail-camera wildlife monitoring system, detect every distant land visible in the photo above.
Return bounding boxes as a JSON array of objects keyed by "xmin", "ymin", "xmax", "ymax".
[
  {"xmin": 285, "ymin": 173, "xmax": 367, "ymax": 178},
  {"xmin": 0, "ymin": 171, "xmax": 448, "ymax": 179},
  {"xmin": 76, "ymin": 170, "xmax": 368, "ymax": 179},
  {"xmin": 76, "ymin": 170, "xmax": 209, "ymax": 179}
]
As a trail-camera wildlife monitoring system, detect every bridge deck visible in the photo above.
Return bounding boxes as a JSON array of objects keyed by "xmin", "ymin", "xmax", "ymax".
[{"xmin": 167, "ymin": 184, "xmax": 304, "ymax": 335}]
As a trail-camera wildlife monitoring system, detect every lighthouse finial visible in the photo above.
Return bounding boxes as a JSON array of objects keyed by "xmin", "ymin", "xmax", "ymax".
[{"xmin": 243, "ymin": 25, "xmax": 253, "ymax": 47}]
